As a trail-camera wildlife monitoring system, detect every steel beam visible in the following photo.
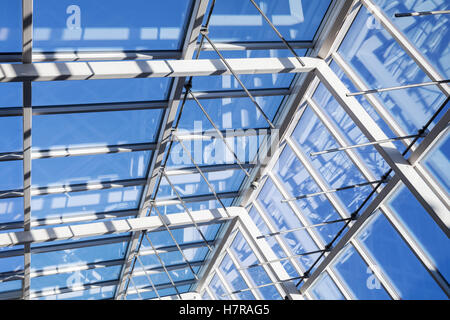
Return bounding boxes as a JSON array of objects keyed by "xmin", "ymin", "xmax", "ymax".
[
  {"xmin": 0, "ymin": 207, "xmax": 233, "ymax": 248},
  {"xmin": 315, "ymin": 61, "xmax": 450, "ymax": 235},
  {"xmin": 0, "ymin": 57, "xmax": 319, "ymax": 83}
]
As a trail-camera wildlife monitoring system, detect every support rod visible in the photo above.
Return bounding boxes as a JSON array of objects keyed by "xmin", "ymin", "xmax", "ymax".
[
  {"xmin": 346, "ymin": 80, "xmax": 450, "ymax": 96},
  {"xmin": 310, "ymin": 134, "xmax": 423, "ymax": 157},
  {"xmin": 248, "ymin": 0, "xmax": 305, "ymax": 67},
  {"xmin": 281, "ymin": 180, "xmax": 387, "ymax": 202},
  {"xmin": 394, "ymin": 10, "xmax": 450, "ymax": 17}
]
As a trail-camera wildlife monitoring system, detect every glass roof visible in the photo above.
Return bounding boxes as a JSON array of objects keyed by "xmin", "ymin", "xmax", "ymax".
[{"xmin": 0, "ymin": 0, "xmax": 448, "ymax": 302}]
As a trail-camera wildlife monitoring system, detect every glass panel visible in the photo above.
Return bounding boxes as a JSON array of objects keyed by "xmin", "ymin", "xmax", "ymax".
[
  {"xmin": 31, "ymin": 241, "xmax": 128, "ymax": 270},
  {"xmin": 166, "ymin": 134, "xmax": 267, "ymax": 167},
  {"xmin": 273, "ymin": 144, "xmax": 345, "ymax": 242},
  {"xmin": 32, "ymin": 151, "xmax": 151, "ymax": 187},
  {"xmin": 357, "ymin": 210, "xmax": 446, "ymax": 299},
  {"xmin": 202, "ymin": 290, "xmax": 212, "ymax": 300},
  {"xmin": 0, "ymin": 161, "xmax": 23, "ymax": 191},
  {"xmin": 331, "ymin": 243, "xmax": 390, "ymax": 300},
  {"xmin": 156, "ymin": 169, "xmax": 246, "ymax": 200},
  {"xmin": 219, "ymin": 254, "xmax": 255, "ymax": 300},
  {"xmin": 31, "ymin": 186, "xmax": 142, "ymax": 220},
  {"xmin": 291, "ymin": 106, "xmax": 372, "ymax": 212},
  {"xmin": 372, "ymin": 0, "xmax": 450, "ymax": 78},
  {"xmin": 208, "ymin": 0, "xmax": 331, "ymax": 42},
  {"xmin": 156, "ymin": 198, "xmax": 233, "ymax": 215},
  {"xmin": 0, "ymin": 197, "xmax": 23, "ymax": 224},
  {"xmin": 312, "ymin": 82, "xmax": 390, "ymax": 177},
  {"xmin": 176, "ymin": 96, "xmax": 284, "ymax": 132},
  {"xmin": 0, "ymin": 1, "xmax": 21, "ymax": 52},
  {"xmin": 309, "ymin": 272, "xmax": 345, "ymax": 300},
  {"xmin": 0, "ymin": 83, "xmax": 22, "ymax": 108},
  {"xmin": 0, "ymin": 280, "xmax": 21, "ymax": 293},
  {"xmin": 142, "ymin": 224, "xmax": 221, "ymax": 249},
  {"xmin": 139, "ymin": 247, "xmax": 210, "ymax": 270},
  {"xmin": 33, "ymin": 109, "xmax": 163, "ymax": 149},
  {"xmin": 32, "ymin": 78, "xmax": 170, "ymax": 106},
  {"xmin": 37, "ymin": 285, "xmax": 116, "ymax": 300},
  {"xmin": 31, "ymin": 266, "xmax": 122, "ymax": 291},
  {"xmin": 132, "ymin": 266, "xmax": 198, "ymax": 288},
  {"xmin": 0, "ymin": 117, "xmax": 22, "ymax": 152},
  {"xmin": 387, "ymin": 184, "xmax": 450, "ymax": 282},
  {"xmin": 33, "ymin": 0, "xmax": 193, "ymax": 51},
  {"xmin": 421, "ymin": 127, "xmax": 449, "ymax": 194},
  {"xmin": 208, "ymin": 273, "xmax": 228, "ymax": 300},
  {"xmin": 230, "ymin": 232, "xmax": 283, "ymax": 300},
  {"xmin": 257, "ymin": 177, "xmax": 320, "ymax": 270},
  {"xmin": 0, "ymin": 256, "xmax": 23, "ymax": 274},
  {"xmin": 248, "ymin": 206, "xmax": 299, "ymax": 279},
  {"xmin": 338, "ymin": 6, "xmax": 445, "ymax": 135}
]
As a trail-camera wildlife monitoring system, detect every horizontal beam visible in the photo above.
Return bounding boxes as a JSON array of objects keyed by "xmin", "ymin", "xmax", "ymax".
[
  {"xmin": 0, "ymin": 143, "xmax": 157, "ymax": 162},
  {"xmin": 0, "ymin": 57, "xmax": 318, "ymax": 82},
  {"xmin": 139, "ymin": 240, "xmax": 215, "ymax": 256},
  {"xmin": 0, "ymin": 207, "xmax": 234, "ymax": 247},
  {"xmin": 0, "ymin": 50, "xmax": 182, "ymax": 63}
]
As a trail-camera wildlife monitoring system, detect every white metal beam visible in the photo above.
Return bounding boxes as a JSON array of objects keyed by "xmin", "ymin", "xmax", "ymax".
[
  {"xmin": 0, "ymin": 57, "xmax": 319, "ymax": 83},
  {"xmin": 0, "ymin": 207, "xmax": 234, "ymax": 248}
]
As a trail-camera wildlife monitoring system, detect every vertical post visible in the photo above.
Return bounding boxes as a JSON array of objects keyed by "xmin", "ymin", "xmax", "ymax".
[{"xmin": 22, "ymin": 0, "xmax": 33, "ymax": 300}]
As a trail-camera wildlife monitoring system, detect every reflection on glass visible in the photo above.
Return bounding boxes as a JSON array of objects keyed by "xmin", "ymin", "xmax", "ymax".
[
  {"xmin": 30, "ymin": 266, "xmax": 122, "ymax": 291},
  {"xmin": 176, "ymin": 96, "xmax": 283, "ymax": 133},
  {"xmin": 0, "ymin": 1, "xmax": 21, "ymax": 52},
  {"xmin": 312, "ymin": 81, "xmax": 390, "ymax": 177},
  {"xmin": 32, "ymin": 78, "xmax": 170, "ymax": 106},
  {"xmin": 31, "ymin": 186, "xmax": 142, "ymax": 220},
  {"xmin": 33, "ymin": 109, "xmax": 163, "ymax": 150},
  {"xmin": 387, "ymin": 184, "xmax": 450, "ymax": 282},
  {"xmin": 219, "ymin": 254, "xmax": 255, "ymax": 300},
  {"xmin": 0, "ymin": 197, "xmax": 23, "ymax": 224},
  {"xmin": 291, "ymin": 107, "xmax": 372, "ymax": 212},
  {"xmin": 274, "ymin": 144, "xmax": 344, "ymax": 242},
  {"xmin": 33, "ymin": 0, "xmax": 193, "ymax": 51},
  {"xmin": 0, "ymin": 280, "xmax": 21, "ymax": 293},
  {"xmin": 207, "ymin": 0, "xmax": 331, "ymax": 42},
  {"xmin": 32, "ymin": 151, "xmax": 151, "ymax": 187},
  {"xmin": 331, "ymin": 243, "xmax": 390, "ymax": 300},
  {"xmin": 230, "ymin": 232, "xmax": 282, "ymax": 300},
  {"xmin": 357, "ymin": 210, "xmax": 446, "ymax": 299},
  {"xmin": 309, "ymin": 272, "xmax": 344, "ymax": 300},
  {"xmin": 156, "ymin": 169, "xmax": 245, "ymax": 200},
  {"xmin": 257, "ymin": 178, "xmax": 320, "ymax": 270},
  {"xmin": 372, "ymin": 0, "xmax": 450, "ymax": 78},
  {"xmin": 37, "ymin": 285, "xmax": 116, "ymax": 300},
  {"xmin": 31, "ymin": 242, "xmax": 127, "ymax": 271},
  {"xmin": 208, "ymin": 274, "xmax": 227, "ymax": 300},
  {"xmin": 338, "ymin": 6, "xmax": 445, "ymax": 134}
]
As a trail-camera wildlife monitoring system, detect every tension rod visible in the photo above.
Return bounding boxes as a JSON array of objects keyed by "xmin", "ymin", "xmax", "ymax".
[
  {"xmin": 281, "ymin": 179, "xmax": 387, "ymax": 203},
  {"xmin": 346, "ymin": 79, "xmax": 449, "ymax": 97},
  {"xmin": 200, "ymin": 29, "xmax": 276, "ymax": 129},
  {"xmin": 309, "ymin": 133, "xmax": 424, "ymax": 157},
  {"xmin": 395, "ymin": 10, "xmax": 450, "ymax": 17},
  {"xmin": 256, "ymin": 218, "xmax": 352, "ymax": 239},
  {"xmin": 248, "ymin": 0, "xmax": 305, "ymax": 67}
]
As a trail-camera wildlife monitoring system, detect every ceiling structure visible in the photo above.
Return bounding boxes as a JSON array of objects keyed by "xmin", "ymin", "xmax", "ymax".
[{"xmin": 0, "ymin": 0, "xmax": 448, "ymax": 300}]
